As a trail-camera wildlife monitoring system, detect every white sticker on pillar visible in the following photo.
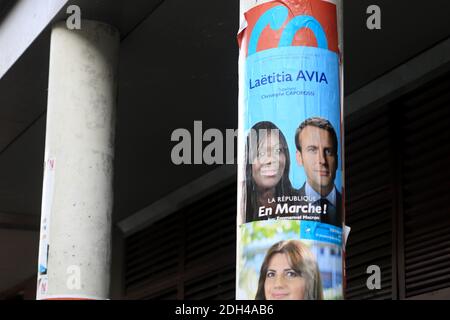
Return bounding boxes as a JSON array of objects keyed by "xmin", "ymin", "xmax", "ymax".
[
  {"xmin": 237, "ymin": 0, "xmax": 344, "ymax": 300},
  {"xmin": 37, "ymin": 158, "xmax": 56, "ymax": 300}
]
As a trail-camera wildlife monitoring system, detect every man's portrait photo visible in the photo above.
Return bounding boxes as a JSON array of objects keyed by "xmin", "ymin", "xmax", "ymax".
[{"xmin": 295, "ymin": 117, "xmax": 342, "ymax": 227}]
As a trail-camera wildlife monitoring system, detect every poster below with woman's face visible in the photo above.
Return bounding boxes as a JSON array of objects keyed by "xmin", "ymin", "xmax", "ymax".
[
  {"xmin": 237, "ymin": 220, "xmax": 343, "ymax": 299},
  {"xmin": 237, "ymin": 0, "xmax": 344, "ymax": 300}
]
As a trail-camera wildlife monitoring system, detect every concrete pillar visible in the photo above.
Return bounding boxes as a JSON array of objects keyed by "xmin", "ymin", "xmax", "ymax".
[{"xmin": 37, "ymin": 20, "xmax": 119, "ymax": 300}]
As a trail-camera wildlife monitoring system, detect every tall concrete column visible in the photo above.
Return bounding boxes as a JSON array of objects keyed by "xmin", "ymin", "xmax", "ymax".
[{"xmin": 37, "ymin": 20, "xmax": 119, "ymax": 300}]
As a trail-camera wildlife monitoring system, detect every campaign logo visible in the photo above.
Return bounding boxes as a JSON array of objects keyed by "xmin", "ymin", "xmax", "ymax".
[{"xmin": 242, "ymin": 0, "xmax": 339, "ymax": 56}]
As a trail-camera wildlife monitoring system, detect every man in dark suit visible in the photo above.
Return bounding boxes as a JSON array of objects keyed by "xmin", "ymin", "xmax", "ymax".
[{"xmin": 295, "ymin": 117, "xmax": 342, "ymax": 227}]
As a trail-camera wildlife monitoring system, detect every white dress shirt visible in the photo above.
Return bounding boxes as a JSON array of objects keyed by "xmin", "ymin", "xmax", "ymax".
[{"xmin": 305, "ymin": 182, "xmax": 337, "ymax": 207}]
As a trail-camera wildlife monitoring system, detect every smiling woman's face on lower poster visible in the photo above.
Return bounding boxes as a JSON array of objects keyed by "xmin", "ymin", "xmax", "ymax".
[{"xmin": 264, "ymin": 253, "xmax": 306, "ymax": 300}]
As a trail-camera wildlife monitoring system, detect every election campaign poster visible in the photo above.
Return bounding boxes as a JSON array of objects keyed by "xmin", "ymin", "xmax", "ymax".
[{"xmin": 237, "ymin": 0, "xmax": 344, "ymax": 300}]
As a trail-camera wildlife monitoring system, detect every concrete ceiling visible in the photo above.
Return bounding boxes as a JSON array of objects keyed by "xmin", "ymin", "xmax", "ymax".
[{"xmin": 0, "ymin": 0, "xmax": 450, "ymax": 294}]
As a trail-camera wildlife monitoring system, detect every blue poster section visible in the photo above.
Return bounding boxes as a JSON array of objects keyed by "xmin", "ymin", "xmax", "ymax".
[
  {"xmin": 300, "ymin": 220, "xmax": 343, "ymax": 245},
  {"xmin": 244, "ymin": 46, "xmax": 341, "ymax": 190}
]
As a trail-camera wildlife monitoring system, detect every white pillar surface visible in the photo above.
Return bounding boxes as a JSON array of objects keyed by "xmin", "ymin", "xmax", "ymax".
[{"xmin": 37, "ymin": 20, "xmax": 119, "ymax": 300}]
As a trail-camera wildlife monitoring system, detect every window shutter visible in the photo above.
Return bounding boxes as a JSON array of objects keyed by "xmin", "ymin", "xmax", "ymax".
[
  {"xmin": 124, "ymin": 182, "xmax": 236, "ymax": 300},
  {"xmin": 344, "ymin": 106, "xmax": 394, "ymax": 299},
  {"xmin": 399, "ymin": 73, "xmax": 450, "ymax": 298}
]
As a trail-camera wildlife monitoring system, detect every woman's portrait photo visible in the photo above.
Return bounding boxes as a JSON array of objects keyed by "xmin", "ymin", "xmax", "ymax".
[
  {"xmin": 255, "ymin": 239, "xmax": 323, "ymax": 300},
  {"xmin": 243, "ymin": 121, "xmax": 294, "ymax": 222},
  {"xmin": 236, "ymin": 220, "xmax": 343, "ymax": 300}
]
